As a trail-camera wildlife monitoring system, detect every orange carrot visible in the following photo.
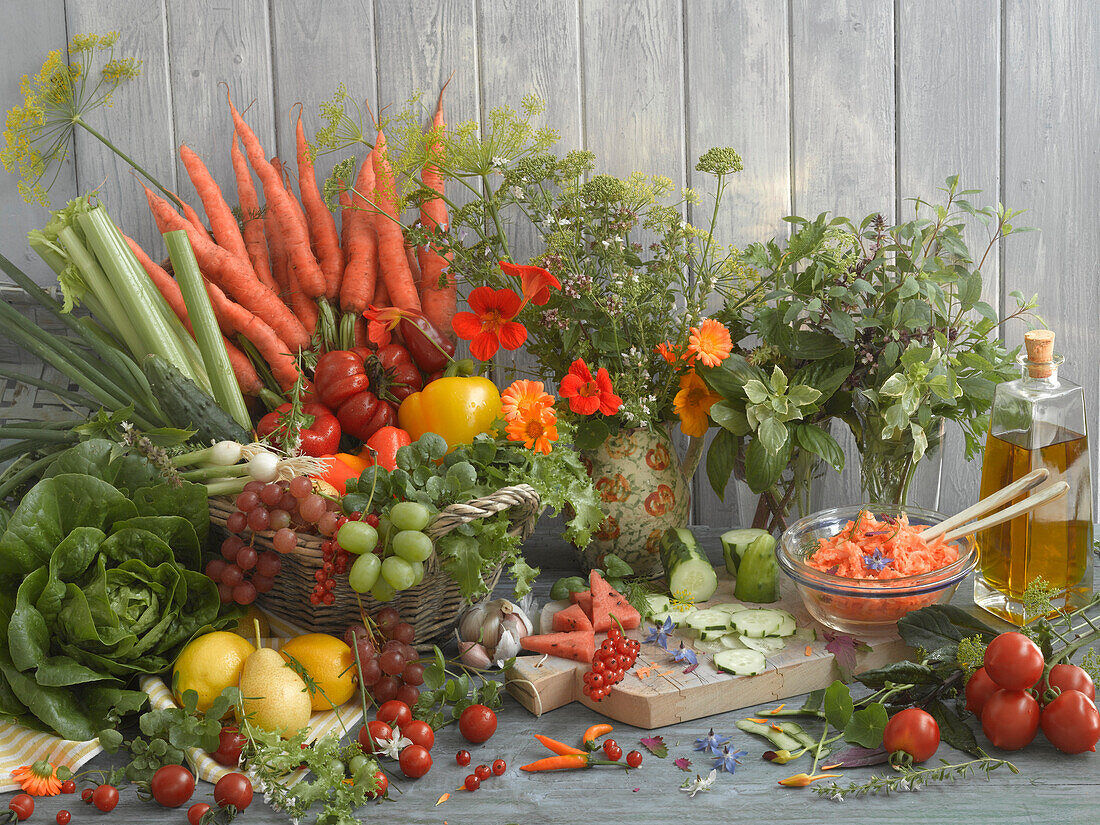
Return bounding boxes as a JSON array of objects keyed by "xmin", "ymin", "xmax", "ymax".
[
  {"xmin": 264, "ymin": 196, "xmax": 291, "ymax": 298},
  {"xmin": 339, "ymin": 157, "xmax": 378, "ymax": 314},
  {"xmin": 285, "ymin": 265, "xmax": 319, "ymax": 337},
  {"xmin": 143, "ymin": 184, "xmax": 310, "ymax": 351},
  {"xmin": 533, "ymin": 735, "xmax": 587, "ymax": 757},
  {"xmin": 230, "ymin": 132, "xmax": 278, "ymax": 293},
  {"xmin": 352, "ymin": 316, "xmax": 368, "ymax": 347},
  {"xmin": 177, "ymin": 195, "xmax": 207, "ymax": 235},
  {"xmin": 405, "ymin": 241, "xmax": 421, "ymax": 284},
  {"xmin": 520, "ymin": 754, "xmax": 588, "ymax": 772},
  {"xmin": 271, "ymin": 156, "xmax": 311, "ymax": 247},
  {"xmin": 180, "ymin": 144, "xmax": 252, "ymax": 268},
  {"xmin": 371, "ymin": 130, "xmax": 421, "ymax": 312},
  {"xmin": 222, "ymin": 336, "xmax": 264, "ymax": 395},
  {"xmin": 418, "ymin": 83, "xmax": 456, "ymax": 334},
  {"xmin": 227, "ymin": 95, "xmax": 326, "ymax": 298},
  {"xmin": 373, "ymin": 270, "xmax": 390, "ymax": 307},
  {"xmin": 296, "ymin": 113, "xmax": 343, "ymax": 301}
]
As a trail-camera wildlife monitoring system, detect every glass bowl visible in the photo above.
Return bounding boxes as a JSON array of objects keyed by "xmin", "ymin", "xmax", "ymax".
[{"xmin": 777, "ymin": 504, "xmax": 978, "ymax": 637}]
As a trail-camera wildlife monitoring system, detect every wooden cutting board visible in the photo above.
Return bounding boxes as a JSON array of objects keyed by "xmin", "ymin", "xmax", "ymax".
[{"xmin": 504, "ymin": 573, "xmax": 909, "ymax": 729}]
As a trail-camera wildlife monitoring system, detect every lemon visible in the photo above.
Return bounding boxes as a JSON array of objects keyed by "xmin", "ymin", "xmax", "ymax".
[
  {"xmin": 231, "ymin": 605, "xmax": 270, "ymax": 640},
  {"xmin": 172, "ymin": 631, "xmax": 256, "ymax": 712},
  {"xmin": 279, "ymin": 633, "xmax": 357, "ymax": 711}
]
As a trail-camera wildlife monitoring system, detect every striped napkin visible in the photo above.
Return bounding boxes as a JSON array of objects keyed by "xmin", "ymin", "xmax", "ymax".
[{"xmin": 0, "ymin": 611, "xmax": 362, "ymax": 792}]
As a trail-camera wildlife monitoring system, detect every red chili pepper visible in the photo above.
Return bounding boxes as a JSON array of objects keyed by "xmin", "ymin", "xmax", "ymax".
[
  {"xmin": 313, "ymin": 349, "xmax": 398, "ymax": 442},
  {"xmin": 256, "ymin": 402, "xmax": 341, "ymax": 457},
  {"xmin": 399, "ymin": 316, "xmax": 455, "ymax": 373},
  {"xmin": 359, "ymin": 425, "xmax": 412, "ymax": 472}
]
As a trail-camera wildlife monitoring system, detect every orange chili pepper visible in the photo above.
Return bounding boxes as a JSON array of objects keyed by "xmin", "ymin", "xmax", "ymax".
[
  {"xmin": 582, "ymin": 723, "xmax": 614, "ymax": 748},
  {"xmin": 520, "ymin": 754, "xmax": 589, "ymax": 772},
  {"xmin": 534, "ymin": 734, "xmax": 587, "ymax": 756}
]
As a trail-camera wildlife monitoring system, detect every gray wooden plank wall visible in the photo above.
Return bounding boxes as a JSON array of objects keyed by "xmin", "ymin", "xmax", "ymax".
[{"xmin": 1, "ymin": 0, "xmax": 1097, "ymax": 524}]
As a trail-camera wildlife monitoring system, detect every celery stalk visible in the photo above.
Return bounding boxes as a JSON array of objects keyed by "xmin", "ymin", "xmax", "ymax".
[{"xmin": 164, "ymin": 230, "xmax": 251, "ymax": 429}]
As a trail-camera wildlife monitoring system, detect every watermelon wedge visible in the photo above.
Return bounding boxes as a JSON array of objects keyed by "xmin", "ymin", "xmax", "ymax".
[
  {"xmin": 520, "ymin": 630, "xmax": 595, "ymax": 663},
  {"xmin": 552, "ymin": 603, "xmax": 593, "ymax": 633},
  {"xmin": 588, "ymin": 570, "xmax": 614, "ymax": 632},
  {"xmin": 569, "ymin": 588, "xmax": 593, "ymax": 615},
  {"xmin": 604, "ymin": 582, "xmax": 641, "ymax": 629}
]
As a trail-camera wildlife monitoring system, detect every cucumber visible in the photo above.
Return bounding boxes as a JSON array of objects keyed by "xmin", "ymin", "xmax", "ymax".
[
  {"xmin": 739, "ymin": 635, "xmax": 787, "ymax": 655},
  {"xmin": 143, "ymin": 354, "xmax": 250, "ymax": 443},
  {"xmin": 733, "ymin": 532, "xmax": 779, "ymax": 604},
  {"xmin": 751, "ymin": 608, "xmax": 797, "ymax": 637},
  {"xmin": 685, "ymin": 609, "xmax": 733, "ymax": 633},
  {"xmin": 721, "ymin": 528, "xmax": 771, "ymax": 575},
  {"xmin": 730, "ymin": 609, "xmax": 783, "ymax": 638},
  {"xmin": 709, "ymin": 602, "xmax": 750, "ymax": 617},
  {"xmin": 644, "ymin": 594, "xmax": 672, "ymax": 615},
  {"xmin": 659, "ymin": 528, "xmax": 718, "ymax": 603},
  {"xmin": 736, "ymin": 720, "xmax": 804, "ymax": 751},
  {"xmin": 650, "ymin": 604, "xmax": 694, "ymax": 627},
  {"xmin": 691, "ymin": 637, "xmax": 727, "ymax": 654},
  {"xmin": 720, "ymin": 633, "xmax": 749, "ymax": 650},
  {"xmin": 713, "ymin": 649, "xmax": 767, "ymax": 676},
  {"xmin": 697, "ymin": 628, "xmax": 730, "ymax": 642}
]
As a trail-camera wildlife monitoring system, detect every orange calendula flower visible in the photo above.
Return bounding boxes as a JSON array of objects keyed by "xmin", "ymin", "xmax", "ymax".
[
  {"xmin": 11, "ymin": 761, "xmax": 61, "ymax": 796},
  {"xmin": 684, "ymin": 318, "xmax": 733, "ymax": 367},
  {"xmin": 505, "ymin": 407, "xmax": 559, "ymax": 455},
  {"xmin": 451, "ymin": 286, "xmax": 527, "ymax": 361},
  {"xmin": 499, "ymin": 260, "xmax": 561, "ymax": 306},
  {"xmin": 655, "ymin": 341, "xmax": 678, "ymax": 364},
  {"xmin": 501, "ymin": 380, "xmax": 555, "ymax": 422},
  {"xmin": 673, "ymin": 371, "xmax": 721, "ymax": 437},
  {"xmin": 777, "ymin": 772, "xmax": 843, "ymax": 787}
]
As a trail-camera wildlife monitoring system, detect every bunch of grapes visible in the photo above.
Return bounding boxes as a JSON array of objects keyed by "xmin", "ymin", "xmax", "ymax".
[
  {"xmin": 345, "ymin": 608, "xmax": 423, "ymax": 707},
  {"xmin": 336, "ymin": 502, "xmax": 434, "ymax": 602},
  {"xmin": 206, "ymin": 536, "xmax": 282, "ymax": 606},
  {"xmin": 581, "ymin": 625, "xmax": 640, "ymax": 702}
]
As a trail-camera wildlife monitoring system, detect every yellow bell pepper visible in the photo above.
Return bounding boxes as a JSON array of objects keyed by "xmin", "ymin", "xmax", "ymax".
[{"xmin": 397, "ymin": 376, "xmax": 502, "ymax": 449}]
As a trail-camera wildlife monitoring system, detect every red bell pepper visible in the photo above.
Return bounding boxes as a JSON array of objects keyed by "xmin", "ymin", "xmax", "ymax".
[
  {"xmin": 358, "ymin": 425, "xmax": 412, "ymax": 472},
  {"xmin": 256, "ymin": 402, "xmax": 341, "ymax": 457},
  {"xmin": 399, "ymin": 316, "xmax": 455, "ymax": 373},
  {"xmin": 314, "ymin": 348, "xmax": 399, "ymax": 442}
]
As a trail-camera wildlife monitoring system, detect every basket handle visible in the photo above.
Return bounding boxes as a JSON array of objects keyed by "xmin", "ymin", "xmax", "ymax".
[{"xmin": 424, "ymin": 483, "xmax": 542, "ymax": 541}]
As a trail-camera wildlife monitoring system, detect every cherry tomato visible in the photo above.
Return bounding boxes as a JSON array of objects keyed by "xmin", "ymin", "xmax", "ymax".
[
  {"xmin": 376, "ymin": 700, "xmax": 413, "ymax": 731},
  {"xmin": 882, "ymin": 707, "xmax": 940, "ymax": 763},
  {"xmin": 92, "ymin": 784, "xmax": 119, "ymax": 813},
  {"xmin": 398, "ymin": 744, "xmax": 433, "ymax": 779},
  {"xmin": 56, "ymin": 812, "xmax": 71, "ymax": 825},
  {"xmin": 81, "ymin": 789, "xmax": 93, "ymax": 804},
  {"xmin": 60, "ymin": 780, "xmax": 76, "ymax": 794},
  {"xmin": 150, "ymin": 764, "xmax": 196, "ymax": 808},
  {"xmin": 1040, "ymin": 688, "xmax": 1100, "ymax": 753},
  {"xmin": 626, "ymin": 750, "xmax": 643, "ymax": 768},
  {"xmin": 213, "ymin": 773, "xmax": 253, "ymax": 811},
  {"xmin": 456, "ymin": 749, "xmax": 472, "ymax": 766},
  {"xmin": 1042, "ymin": 663, "xmax": 1096, "ymax": 704},
  {"xmin": 458, "ymin": 704, "xmax": 498, "ymax": 744},
  {"xmin": 8, "ymin": 794, "xmax": 34, "ymax": 821},
  {"xmin": 366, "ymin": 770, "xmax": 389, "ymax": 800},
  {"xmin": 358, "ymin": 720, "xmax": 393, "ymax": 754},
  {"xmin": 188, "ymin": 803, "xmax": 211, "ymax": 825},
  {"xmin": 965, "ymin": 667, "xmax": 1000, "ymax": 716},
  {"xmin": 983, "ymin": 632, "xmax": 1044, "ymax": 691},
  {"xmin": 492, "ymin": 758, "xmax": 507, "ymax": 775},
  {"xmin": 981, "ymin": 688, "xmax": 1040, "ymax": 751},
  {"xmin": 211, "ymin": 725, "xmax": 247, "ymax": 766},
  {"xmin": 403, "ymin": 719, "xmax": 435, "ymax": 751}
]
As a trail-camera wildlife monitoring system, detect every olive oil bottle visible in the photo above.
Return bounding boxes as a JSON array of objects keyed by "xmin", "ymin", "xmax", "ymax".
[{"xmin": 974, "ymin": 330, "xmax": 1093, "ymax": 623}]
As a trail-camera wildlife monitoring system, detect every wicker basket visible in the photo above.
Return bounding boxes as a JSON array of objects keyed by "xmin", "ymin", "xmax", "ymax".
[{"xmin": 210, "ymin": 484, "xmax": 543, "ymax": 645}]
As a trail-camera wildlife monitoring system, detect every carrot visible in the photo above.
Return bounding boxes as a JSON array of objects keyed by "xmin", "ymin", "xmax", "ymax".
[
  {"xmin": 339, "ymin": 157, "xmax": 378, "ymax": 314},
  {"xmin": 264, "ymin": 195, "xmax": 291, "ymax": 297},
  {"xmin": 143, "ymin": 184, "xmax": 310, "ymax": 351},
  {"xmin": 371, "ymin": 130, "xmax": 421, "ymax": 311},
  {"xmin": 285, "ymin": 265, "xmax": 319, "ymax": 337},
  {"xmin": 296, "ymin": 113, "xmax": 343, "ymax": 301},
  {"xmin": 352, "ymin": 316, "xmax": 368, "ymax": 348},
  {"xmin": 180, "ymin": 143, "xmax": 252, "ymax": 268},
  {"xmin": 372, "ymin": 270, "xmax": 390, "ymax": 307},
  {"xmin": 582, "ymin": 724, "xmax": 614, "ymax": 747},
  {"xmin": 227, "ymin": 94, "xmax": 326, "ymax": 298},
  {"xmin": 230, "ymin": 132, "xmax": 278, "ymax": 293},
  {"xmin": 533, "ymin": 735, "xmax": 587, "ymax": 757},
  {"xmin": 271, "ymin": 156, "xmax": 311, "ymax": 247},
  {"xmin": 418, "ymin": 82, "xmax": 457, "ymax": 334},
  {"xmin": 221, "ymin": 336, "xmax": 264, "ymax": 396},
  {"xmin": 519, "ymin": 754, "xmax": 588, "ymax": 772},
  {"xmin": 405, "ymin": 241, "xmax": 421, "ymax": 284},
  {"xmin": 177, "ymin": 195, "xmax": 207, "ymax": 235}
]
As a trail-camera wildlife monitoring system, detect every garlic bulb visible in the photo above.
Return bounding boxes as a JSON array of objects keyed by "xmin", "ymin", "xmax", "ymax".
[{"xmin": 456, "ymin": 599, "xmax": 533, "ymax": 668}]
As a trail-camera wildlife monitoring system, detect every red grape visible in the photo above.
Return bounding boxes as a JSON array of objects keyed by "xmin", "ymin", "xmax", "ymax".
[
  {"xmin": 217, "ymin": 582, "xmax": 234, "ymax": 603},
  {"xmin": 279, "ymin": 492, "xmax": 299, "ymax": 511},
  {"xmin": 226, "ymin": 511, "xmax": 248, "ymax": 534},
  {"xmin": 235, "ymin": 491, "xmax": 260, "ymax": 511},
  {"xmin": 272, "ymin": 528, "xmax": 298, "ymax": 554},
  {"xmin": 358, "ymin": 656, "xmax": 382, "ymax": 687},
  {"xmin": 392, "ymin": 623, "xmax": 416, "ymax": 645},
  {"xmin": 268, "ymin": 509, "xmax": 291, "ymax": 530},
  {"xmin": 375, "ymin": 607, "xmax": 401, "ymax": 633},
  {"xmin": 256, "ymin": 551, "xmax": 282, "ymax": 577},
  {"xmin": 251, "ymin": 574, "xmax": 274, "ymax": 594},
  {"xmin": 243, "ymin": 480, "xmax": 264, "ymax": 495},
  {"xmin": 300, "ymin": 495, "xmax": 326, "ymax": 523},
  {"xmin": 289, "ymin": 476, "xmax": 312, "ymax": 498},
  {"xmin": 205, "ymin": 559, "xmax": 227, "ymax": 581},
  {"xmin": 403, "ymin": 662, "xmax": 425, "ymax": 686},
  {"xmin": 221, "ymin": 565, "xmax": 244, "ymax": 587},
  {"xmin": 318, "ymin": 511, "xmax": 340, "ymax": 536},
  {"xmin": 247, "ymin": 507, "xmax": 270, "ymax": 532},
  {"xmin": 260, "ymin": 483, "xmax": 283, "ymax": 506},
  {"xmin": 396, "ymin": 683, "xmax": 420, "ymax": 707},
  {"xmin": 379, "ymin": 650, "xmax": 406, "ymax": 676},
  {"xmin": 372, "ymin": 676, "xmax": 400, "ymax": 703},
  {"xmin": 235, "ymin": 546, "xmax": 258, "ymax": 571},
  {"xmin": 232, "ymin": 581, "xmax": 257, "ymax": 605}
]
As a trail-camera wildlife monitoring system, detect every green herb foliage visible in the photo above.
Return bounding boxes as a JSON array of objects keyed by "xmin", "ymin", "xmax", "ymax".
[{"xmin": 414, "ymin": 645, "xmax": 506, "ymax": 730}]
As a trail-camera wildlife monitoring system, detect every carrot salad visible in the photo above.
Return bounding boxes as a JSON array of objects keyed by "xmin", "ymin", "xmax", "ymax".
[{"xmin": 807, "ymin": 511, "xmax": 958, "ymax": 580}]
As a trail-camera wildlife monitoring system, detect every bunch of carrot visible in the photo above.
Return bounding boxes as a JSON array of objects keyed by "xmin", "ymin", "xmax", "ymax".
[{"xmin": 129, "ymin": 86, "xmax": 456, "ymax": 404}]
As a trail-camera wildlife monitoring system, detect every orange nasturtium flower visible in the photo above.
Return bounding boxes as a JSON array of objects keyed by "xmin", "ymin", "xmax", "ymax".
[
  {"xmin": 684, "ymin": 318, "xmax": 733, "ymax": 367},
  {"xmin": 777, "ymin": 772, "xmax": 842, "ymax": 787},
  {"xmin": 11, "ymin": 761, "xmax": 61, "ymax": 796},
  {"xmin": 673, "ymin": 371, "xmax": 721, "ymax": 437},
  {"xmin": 363, "ymin": 304, "xmax": 411, "ymax": 347},
  {"xmin": 558, "ymin": 359, "xmax": 623, "ymax": 416},
  {"xmin": 499, "ymin": 260, "xmax": 561, "ymax": 306},
  {"xmin": 451, "ymin": 286, "xmax": 528, "ymax": 361},
  {"xmin": 501, "ymin": 379, "xmax": 555, "ymax": 422},
  {"xmin": 505, "ymin": 406, "xmax": 559, "ymax": 455}
]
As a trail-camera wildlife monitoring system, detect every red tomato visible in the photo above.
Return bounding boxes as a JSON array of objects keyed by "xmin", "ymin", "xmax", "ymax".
[
  {"xmin": 1040, "ymin": 689, "xmax": 1100, "ymax": 753},
  {"xmin": 150, "ymin": 764, "xmax": 195, "ymax": 808},
  {"xmin": 213, "ymin": 773, "xmax": 253, "ymax": 811},
  {"xmin": 366, "ymin": 770, "xmax": 389, "ymax": 800},
  {"xmin": 983, "ymin": 632, "xmax": 1044, "ymax": 691},
  {"xmin": 188, "ymin": 803, "xmax": 211, "ymax": 825},
  {"xmin": 358, "ymin": 720, "xmax": 393, "ymax": 754},
  {"xmin": 92, "ymin": 785, "xmax": 119, "ymax": 813},
  {"xmin": 882, "ymin": 707, "xmax": 940, "ymax": 763},
  {"xmin": 211, "ymin": 725, "xmax": 247, "ymax": 766},
  {"xmin": 458, "ymin": 704, "xmax": 498, "ymax": 744},
  {"xmin": 8, "ymin": 794, "xmax": 34, "ymax": 821},
  {"xmin": 1042, "ymin": 663, "xmax": 1096, "ymax": 704},
  {"xmin": 403, "ymin": 720, "xmax": 436, "ymax": 751},
  {"xmin": 965, "ymin": 667, "xmax": 1000, "ymax": 716},
  {"xmin": 981, "ymin": 689, "xmax": 1040, "ymax": 751},
  {"xmin": 376, "ymin": 700, "xmax": 413, "ymax": 731},
  {"xmin": 398, "ymin": 744, "xmax": 433, "ymax": 779}
]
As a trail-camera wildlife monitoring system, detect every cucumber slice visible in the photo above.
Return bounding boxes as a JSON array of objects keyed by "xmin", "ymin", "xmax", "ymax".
[
  {"xmin": 733, "ymin": 532, "xmax": 779, "ymax": 603},
  {"xmin": 721, "ymin": 528, "xmax": 771, "ymax": 575},
  {"xmin": 713, "ymin": 649, "xmax": 767, "ymax": 676},
  {"xmin": 659, "ymin": 528, "xmax": 719, "ymax": 603},
  {"xmin": 698, "ymin": 628, "xmax": 729, "ymax": 642},
  {"xmin": 650, "ymin": 604, "xmax": 694, "ymax": 627},
  {"xmin": 750, "ymin": 608, "xmax": 797, "ymax": 637},
  {"xmin": 691, "ymin": 637, "xmax": 727, "ymax": 654},
  {"xmin": 685, "ymin": 609, "xmax": 733, "ymax": 633},
  {"xmin": 720, "ymin": 633, "xmax": 749, "ymax": 650},
  {"xmin": 644, "ymin": 594, "xmax": 672, "ymax": 615},
  {"xmin": 740, "ymin": 635, "xmax": 787, "ymax": 655},
  {"xmin": 730, "ymin": 609, "xmax": 784, "ymax": 638},
  {"xmin": 709, "ymin": 603, "xmax": 750, "ymax": 617}
]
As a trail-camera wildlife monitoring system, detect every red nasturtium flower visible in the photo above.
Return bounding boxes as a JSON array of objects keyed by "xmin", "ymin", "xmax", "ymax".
[
  {"xmin": 363, "ymin": 305, "xmax": 409, "ymax": 347},
  {"xmin": 499, "ymin": 260, "xmax": 561, "ymax": 306},
  {"xmin": 451, "ymin": 286, "xmax": 528, "ymax": 361},
  {"xmin": 683, "ymin": 318, "xmax": 733, "ymax": 367},
  {"xmin": 501, "ymin": 380, "xmax": 555, "ymax": 422},
  {"xmin": 558, "ymin": 359, "xmax": 623, "ymax": 416}
]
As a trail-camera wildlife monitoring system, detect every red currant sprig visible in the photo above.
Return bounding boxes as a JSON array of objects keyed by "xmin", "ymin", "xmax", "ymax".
[{"xmin": 581, "ymin": 621, "xmax": 640, "ymax": 702}]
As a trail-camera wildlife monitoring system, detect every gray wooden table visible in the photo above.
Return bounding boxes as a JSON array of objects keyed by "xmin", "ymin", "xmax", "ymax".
[{"xmin": 14, "ymin": 528, "xmax": 1098, "ymax": 825}]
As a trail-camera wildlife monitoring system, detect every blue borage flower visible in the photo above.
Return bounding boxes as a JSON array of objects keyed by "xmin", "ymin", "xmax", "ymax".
[
  {"xmin": 712, "ymin": 745, "xmax": 748, "ymax": 773},
  {"xmin": 671, "ymin": 642, "xmax": 698, "ymax": 667},
  {"xmin": 644, "ymin": 616, "xmax": 675, "ymax": 650},
  {"xmin": 693, "ymin": 728, "xmax": 731, "ymax": 755},
  {"xmin": 861, "ymin": 548, "xmax": 894, "ymax": 571}
]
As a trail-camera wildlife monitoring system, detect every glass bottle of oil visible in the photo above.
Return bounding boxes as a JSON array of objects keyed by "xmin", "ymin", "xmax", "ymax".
[{"xmin": 974, "ymin": 330, "xmax": 1093, "ymax": 623}]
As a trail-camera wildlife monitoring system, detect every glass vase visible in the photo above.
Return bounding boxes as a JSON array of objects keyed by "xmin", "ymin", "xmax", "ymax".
[{"xmin": 858, "ymin": 418, "xmax": 944, "ymax": 505}]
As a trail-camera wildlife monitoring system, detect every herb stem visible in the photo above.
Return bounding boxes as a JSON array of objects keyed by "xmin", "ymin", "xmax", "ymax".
[{"xmin": 72, "ymin": 118, "xmax": 182, "ymax": 210}]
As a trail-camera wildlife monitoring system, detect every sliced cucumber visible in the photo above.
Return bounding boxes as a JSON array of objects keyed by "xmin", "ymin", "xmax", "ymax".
[
  {"xmin": 713, "ymin": 649, "xmax": 767, "ymax": 676},
  {"xmin": 721, "ymin": 528, "xmax": 771, "ymax": 575},
  {"xmin": 644, "ymin": 593, "xmax": 672, "ymax": 615},
  {"xmin": 720, "ymin": 633, "xmax": 749, "ymax": 650},
  {"xmin": 685, "ymin": 609, "xmax": 733, "ymax": 633},
  {"xmin": 691, "ymin": 637, "xmax": 727, "ymax": 654},
  {"xmin": 752, "ymin": 608, "xmax": 797, "ymax": 637},
  {"xmin": 709, "ymin": 602, "xmax": 751, "ymax": 617},
  {"xmin": 659, "ymin": 528, "xmax": 719, "ymax": 603},
  {"xmin": 730, "ymin": 609, "xmax": 783, "ymax": 638},
  {"xmin": 698, "ymin": 628, "xmax": 730, "ymax": 642},
  {"xmin": 650, "ymin": 604, "xmax": 695, "ymax": 627},
  {"xmin": 740, "ymin": 635, "xmax": 787, "ymax": 655}
]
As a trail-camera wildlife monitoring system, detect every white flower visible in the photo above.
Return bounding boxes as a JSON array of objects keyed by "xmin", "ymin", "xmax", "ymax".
[
  {"xmin": 828, "ymin": 791, "xmax": 845, "ymax": 803},
  {"xmin": 491, "ymin": 155, "xmax": 511, "ymax": 168},
  {"xmin": 680, "ymin": 769, "xmax": 718, "ymax": 798},
  {"xmin": 375, "ymin": 727, "xmax": 413, "ymax": 760},
  {"xmin": 896, "ymin": 778, "xmax": 910, "ymax": 791}
]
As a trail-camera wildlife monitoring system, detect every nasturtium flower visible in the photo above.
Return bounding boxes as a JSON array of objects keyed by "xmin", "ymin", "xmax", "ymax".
[
  {"xmin": 558, "ymin": 359, "xmax": 622, "ymax": 416},
  {"xmin": 655, "ymin": 341, "xmax": 678, "ymax": 364},
  {"xmin": 673, "ymin": 371, "xmax": 721, "ymax": 437},
  {"xmin": 777, "ymin": 772, "xmax": 842, "ymax": 787},
  {"xmin": 363, "ymin": 304, "xmax": 409, "ymax": 347},
  {"xmin": 499, "ymin": 260, "xmax": 561, "ymax": 306},
  {"xmin": 451, "ymin": 286, "xmax": 527, "ymax": 361},
  {"xmin": 684, "ymin": 319, "xmax": 733, "ymax": 367}
]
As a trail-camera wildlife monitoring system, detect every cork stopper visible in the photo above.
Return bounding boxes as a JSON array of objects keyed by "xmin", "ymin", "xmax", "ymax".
[{"xmin": 1024, "ymin": 329, "xmax": 1056, "ymax": 378}]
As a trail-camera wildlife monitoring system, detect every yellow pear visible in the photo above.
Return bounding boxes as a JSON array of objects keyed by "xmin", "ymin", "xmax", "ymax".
[{"xmin": 238, "ymin": 624, "xmax": 312, "ymax": 738}]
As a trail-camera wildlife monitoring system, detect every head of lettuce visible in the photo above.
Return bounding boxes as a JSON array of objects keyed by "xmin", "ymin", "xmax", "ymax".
[{"xmin": 0, "ymin": 440, "xmax": 236, "ymax": 740}]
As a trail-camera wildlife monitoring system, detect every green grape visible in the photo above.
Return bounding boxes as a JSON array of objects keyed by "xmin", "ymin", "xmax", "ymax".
[
  {"xmin": 337, "ymin": 521, "xmax": 379, "ymax": 555},
  {"xmin": 377, "ymin": 515, "xmax": 394, "ymax": 544},
  {"xmin": 380, "ymin": 555, "xmax": 416, "ymax": 591},
  {"xmin": 370, "ymin": 577, "xmax": 396, "ymax": 602},
  {"xmin": 348, "ymin": 552, "xmax": 381, "ymax": 593},
  {"xmin": 391, "ymin": 530, "xmax": 434, "ymax": 563},
  {"xmin": 409, "ymin": 559, "xmax": 425, "ymax": 586},
  {"xmin": 389, "ymin": 501, "xmax": 432, "ymax": 532}
]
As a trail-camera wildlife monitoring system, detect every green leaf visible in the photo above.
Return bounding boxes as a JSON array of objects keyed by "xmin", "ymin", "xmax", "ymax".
[
  {"xmin": 574, "ymin": 418, "xmax": 610, "ymax": 451},
  {"xmin": 769, "ymin": 365, "xmax": 788, "ymax": 394},
  {"xmin": 709, "ymin": 401, "xmax": 750, "ymax": 436},
  {"xmin": 787, "ymin": 331, "xmax": 845, "ymax": 359},
  {"xmin": 795, "ymin": 423, "xmax": 845, "ymax": 473},
  {"xmin": 416, "ymin": 433, "xmax": 448, "ymax": 461},
  {"xmin": 829, "ymin": 309, "xmax": 857, "ymax": 340},
  {"xmin": 743, "ymin": 379, "xmax": 769, "ymax": 404},
  {"xmin": 855, "ymin": 660, "xmax": 936, "ymax": 690},
  {"xmin": 896, "ymin": 605, "xmax": 999, "ymax": 652},
  {"xmin": 924, "ymin": 698, "xmax": 981, "ymax": 756},
  {"xmin": 757, "ymin": 417, "xmax": 788, "ymax": 455},
  {"xmin": 602, "ymin": 555, "xmax": 633, "ymax": 579},
  {"xmin": 793, "ymin": 349, "xmax": 855, "ymax": 400},
  {"xmin": 437, "ymin": 534, "xmax": 485, "ymax": 599},
  {"xmin": 699, "ymin": 356, "xmax": 765, "ymax": 399},
  {"xmin": 706, "ymin": 428, "xmax": 737, "ymax": 500},
  {"xmin": 843, "ymin": 703, "xmax": 888, "ymax": 748},
  {"xmin": 744, "ymin": 436, "xmax": 790, "ymax": 494},
  {"xmin": 823, "ymin": 680, "xmax": 854, "ymax": 731}
]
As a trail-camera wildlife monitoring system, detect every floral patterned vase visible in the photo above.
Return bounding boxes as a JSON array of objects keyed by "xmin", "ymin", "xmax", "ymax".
[{"xmin": 574, "ymin": 426, "xmax": 691, "ymax": 578}]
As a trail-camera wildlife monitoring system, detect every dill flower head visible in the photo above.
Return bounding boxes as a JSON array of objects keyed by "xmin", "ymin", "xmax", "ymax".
[{"xmin": 695, "ymin": 146, "xmax": 744, "ymax": 176}]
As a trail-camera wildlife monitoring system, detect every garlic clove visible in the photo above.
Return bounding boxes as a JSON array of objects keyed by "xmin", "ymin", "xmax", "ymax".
[
  {"xmin": 493, "ymin": 626, "xmax": 522, "ymax": 663},
  {"xmin": 457, "ymin": 603, "xmax": 487, "ymax": 643},
  {"xmin": 458, "ymin": 641, "xmax": 492, "ymax": 669}
]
